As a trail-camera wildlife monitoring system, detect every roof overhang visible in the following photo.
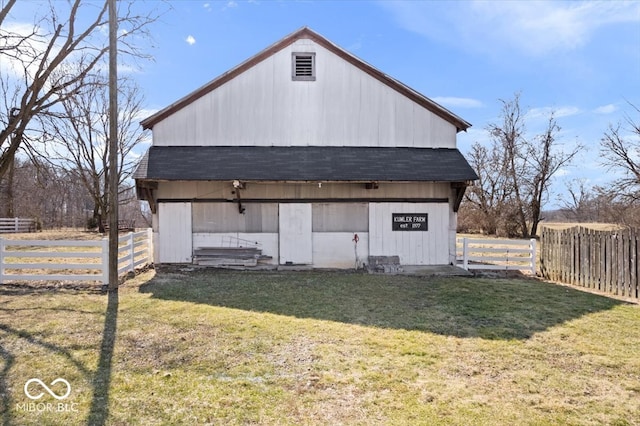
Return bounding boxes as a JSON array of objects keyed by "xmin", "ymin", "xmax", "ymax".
[{"xmin": 134, "ymin": 146, "xmax": 479, "ymax": 183}]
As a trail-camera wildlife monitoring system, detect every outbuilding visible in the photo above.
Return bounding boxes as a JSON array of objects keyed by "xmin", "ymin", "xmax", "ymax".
[{"xmin": 135, "ymin": 27, "xmax": 478, "ymax": 269}]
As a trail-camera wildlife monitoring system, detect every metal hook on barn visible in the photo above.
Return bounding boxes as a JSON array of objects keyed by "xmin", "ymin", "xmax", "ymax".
[{"xmin": 352, "ymin": 233, "xmax": 360, "ymax": 270}]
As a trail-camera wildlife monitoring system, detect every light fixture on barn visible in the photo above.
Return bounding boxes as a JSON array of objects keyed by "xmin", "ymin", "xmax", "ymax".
[
  {"xmin": 365, "ymin": 182, "xmax": 379, "ymax": 190},
  {"xmin": 231, "ymin": 180, "xmax": 246, "ymax": 214}
]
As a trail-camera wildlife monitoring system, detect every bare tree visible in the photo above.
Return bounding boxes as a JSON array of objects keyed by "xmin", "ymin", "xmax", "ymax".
[
  {"xmin": 463, "ymin": 141, "xmax": 513, "ymax": 234},
  {"xmin": 0, "ymin": 157, "xmax": 92, "ymax": 228},
  {"xmin": 561, "ymin": 179, "xmax": 594, "ymax": 222},
  {"xmin": 40, "ymin": 75, "xmax": 147, "ymax": 232},
  {"xmin": 487, "ymin": 93, "xmax": 530, "ymax": 237},
  {"xmin": 599, "ymin": 102, "xmax": 640, "ymax": 203},
  {"xmin": 0, "ymin": 0, "xmax": 158, "ymax": 180},
  {"xmin": 461, "ymin": 93, "xmax": 582, "ymax": 237},
  {"xmin": 522, "ymin": 113, "xmax": 581, "ymax": 236}
]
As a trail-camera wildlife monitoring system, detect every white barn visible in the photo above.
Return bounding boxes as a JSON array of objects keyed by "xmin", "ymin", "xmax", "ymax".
[{"xmin": 135, "ymin": 27, "xmax": 478, "ymax": 269}]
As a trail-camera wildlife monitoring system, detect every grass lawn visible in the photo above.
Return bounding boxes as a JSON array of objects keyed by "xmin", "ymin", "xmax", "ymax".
[{"xmin": 0, "ymin": 269, "xmax": 639, "ymax": 425}]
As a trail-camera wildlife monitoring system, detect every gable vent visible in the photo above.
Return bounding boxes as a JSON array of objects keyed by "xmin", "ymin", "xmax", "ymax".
[{"xmin": 292, "ymin": 52, "xmax": 315, "ymax": 81}]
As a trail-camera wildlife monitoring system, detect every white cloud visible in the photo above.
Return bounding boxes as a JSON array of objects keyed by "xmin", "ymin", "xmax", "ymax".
[
  {"xmin": 594, "ymin": 104, "xmax": 618, "ymax": 114},
  {"xmin": 226, "ymin": 1, "xmax": 238, "ymax": 8},
  {"xmin": 185, "ymin": 35, "xmax": 196, "ymax": 46},
  {"xmin": 527, "ymin": 106, "xmax": 581, "ymax": 119},
  {"xmin": 432, "ymin": 97, "xmax": 483, "ymax": 109},
  {"xmin": 382, "ymin": 0, "xmax": 640, "ymax": 57},
  {"xmin": 554, "ymin": 106, "xmax": 582, "ymax": 118},
  {"xmin": 0, "ymin": 22, "xmax": 48, "ymax": 79},
  {"xmin": 136, "ymin": 108, "xmax": 159, "ymax": 122}
]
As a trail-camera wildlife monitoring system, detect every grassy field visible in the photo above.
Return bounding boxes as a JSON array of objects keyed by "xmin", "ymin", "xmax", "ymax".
[
  {"xmin": 539, "ymin": 223, "xmax": 625, "ymax": 232},
  {"xmin": 0, "ymin": 269, "xmax": 639, "ymax": 425}
]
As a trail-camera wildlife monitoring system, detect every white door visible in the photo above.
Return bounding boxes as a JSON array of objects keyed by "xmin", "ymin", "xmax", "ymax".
[
  {"xmin": 279, "ymin": 203, "xmax": 312, "ymax": 265},
  {"xmin": 158, "ymin": 202, "xmax": 193, "ymax": 263}
]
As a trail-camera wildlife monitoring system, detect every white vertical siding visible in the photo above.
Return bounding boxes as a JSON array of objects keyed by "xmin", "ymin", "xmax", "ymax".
[
  {"xmin": 448, "ymin": 192, "xmax": 458, "ymax": 265},
  {"xmin": 369, "ymin": 202, "xmax": 450, "ymax": 265},
  {"xmin": 312, "ymin": 232, "xmax": 368, "ymax": 269},
  {"xmin": 158, "ymin": 202, "xmax": 193, "ymax": 263},
  {"xmin": 279, "ymin": 203, "xmax": 313, "ymax": 264},
  {"xmin": 152, "ymin": 40, "xmax": 457, "ymax": 149}
]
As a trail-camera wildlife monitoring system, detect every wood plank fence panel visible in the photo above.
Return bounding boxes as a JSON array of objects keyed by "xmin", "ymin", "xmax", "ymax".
[
  {"xmin": 540, "ymin": 226, "xmax": 639, "ymax": 300},
  {"xmin": 457, "ymin": 237, "xmax": 536, "ymax": 274},
  {"xmin": 0, "ymin": 229, "xmax": 152, "ymax": 285},
  {"xmin": 0, "ymin": 218, "xmax": 36, "ymax": 233}
]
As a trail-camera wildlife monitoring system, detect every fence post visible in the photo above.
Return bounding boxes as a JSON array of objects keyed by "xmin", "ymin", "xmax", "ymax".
[
  {"xmin": 530, "ymin": 238, "xmax": 537, "ymax": 275},
  {"xmin": 462, "ymin": 237, "xmax": 469, "ymax": 270},
  {"xmin": 101, "ymin": 238, "xmax": 109, "ymax": 285},
  {"xmin": 128, "ymin": 232, "xmax": 135, "ymax": 273},
  {"xmin": 0, "ymin": 238, "xmax": 4, "ymax": 284},
  {"xmin": 14, "ymin": 217, "xmax": 19, "ymax": 232}
]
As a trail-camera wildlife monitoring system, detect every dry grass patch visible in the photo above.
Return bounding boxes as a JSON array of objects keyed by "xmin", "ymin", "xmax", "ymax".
[
  {"xmin": 0, "ymin": 269, "xmax": 639, "ymax": 425},
  {"xmin": 1, "ymin": 229, "xmax": 103, "ymax": 241},
  {"xmin": 540, "ymin": 222, "xmax": 625, "ymax": 231}
]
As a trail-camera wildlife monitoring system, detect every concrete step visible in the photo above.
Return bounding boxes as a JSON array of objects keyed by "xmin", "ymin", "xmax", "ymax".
[{"xmin": 196, "ymin": 257, "xmax": 258, "ymax": 267}]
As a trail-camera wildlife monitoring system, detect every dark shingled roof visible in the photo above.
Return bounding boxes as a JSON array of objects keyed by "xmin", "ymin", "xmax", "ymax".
[{"xmin": 136, "ymin": 146, "xmax": 478, "ymax": 182}]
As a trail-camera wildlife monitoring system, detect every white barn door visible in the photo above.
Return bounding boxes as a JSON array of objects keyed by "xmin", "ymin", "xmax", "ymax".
[
  {"xmin": 369, "ymin": 202, "xmax": 449, "ymax": 265},
  {"xmin": 158, "ymin": 202, "xmax": 193, "ymax": 263},
  {"xmin": 279, "ymin": 203, "xmax": 312, "ymax": 265}
]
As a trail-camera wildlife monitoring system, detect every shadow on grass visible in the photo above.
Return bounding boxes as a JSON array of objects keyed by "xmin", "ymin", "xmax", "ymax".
[
  {"xmin": 0, "ymin": 287, "xmax": 97, "ymax": 426},
  {"xmin": 139, "ymin": 270, "xmax": 625, "ymax": 340},
  {"xmin": 0, "ymin": 285, "xmax": 118, "ymax": 425},
  {"xmin": 0, "ymin": 345, "xmax": 15, "ymax": 426},
  {"xmin": 87, "ymin": 289, "xmax": 118, "ymax": 426}
]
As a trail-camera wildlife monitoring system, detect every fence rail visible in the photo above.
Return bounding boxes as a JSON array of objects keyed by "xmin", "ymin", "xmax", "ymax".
[
  {"xmin": 457, "ymin": 237, "xmax": 537, "ymax": 274},
  {"xmin": 0, "ymin": 229, "xmax": 152, "ymax": 285},
  {"xmin": 0, "ymin": 218, "xmax": 36, "ymax": 234},
  {"xmin": 540, "ymin": 226, "xmax": 639, "ymax": 299}
]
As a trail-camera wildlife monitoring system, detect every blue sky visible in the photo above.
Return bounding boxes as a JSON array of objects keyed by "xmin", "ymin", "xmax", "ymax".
[
  {"xmin": 5, "ymin": 0, "xmax": 640, "ymax": 209},
  {"xmin": 143, "ymin": 0, "xmax": 640, "ymax": 208}
]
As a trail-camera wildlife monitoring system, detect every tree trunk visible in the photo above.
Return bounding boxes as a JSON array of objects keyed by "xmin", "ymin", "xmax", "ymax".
[{"xmin": 6, "ymin": 157, "xmax": 15, "ymax": 217}]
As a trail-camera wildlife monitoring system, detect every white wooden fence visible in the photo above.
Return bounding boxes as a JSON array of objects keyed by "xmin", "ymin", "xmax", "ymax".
[
  {"xmin": 0, "ymin": 218, "xmax": 36, "ymax": 233},
  {"xmin": 457, "ymin": 237, "xmax": 537, "ymax": 275},
  {"xmin": 0, "ymin": 229, "xmax": 152, "ymax": 285}
]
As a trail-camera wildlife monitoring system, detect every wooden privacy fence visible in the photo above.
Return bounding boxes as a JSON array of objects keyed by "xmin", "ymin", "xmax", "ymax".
[
  {"xmin": 457, "ymin": 237, "xmax": 537, "ymax": 274},
  {"xmin": 0, "ymin": 229, "xmax": 152, "ymax": 285},
  {"xmin": 540, "ymin": 226, "xmax": 639, "ymax": 299},
  {"xmin": 0, "ymin": 218, "xmax": 36, "ymax": 233}
]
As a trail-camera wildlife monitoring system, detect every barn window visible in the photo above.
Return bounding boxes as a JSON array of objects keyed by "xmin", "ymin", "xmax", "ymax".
[
  {"xmin": 192, "ymin": 203, "xmax": 278, "ymax": 233},
  {"xmin": 312, "ymin": 203, "xmax": 368, "ymax": 232},
  {"xmin": 292, "ymin": 52, "xmax": 315, "ymax": 81}
]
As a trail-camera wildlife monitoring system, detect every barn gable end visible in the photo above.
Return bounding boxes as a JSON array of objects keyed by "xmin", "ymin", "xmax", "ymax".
[{"xmin": 136, "ymin": 27, "xmax": 477, "ymax": 269}]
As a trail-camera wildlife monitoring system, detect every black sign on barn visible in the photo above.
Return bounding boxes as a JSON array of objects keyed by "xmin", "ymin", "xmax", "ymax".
[{"xmin": 392, "ymin": 213, "xmax": 428, "ymax": 231}]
